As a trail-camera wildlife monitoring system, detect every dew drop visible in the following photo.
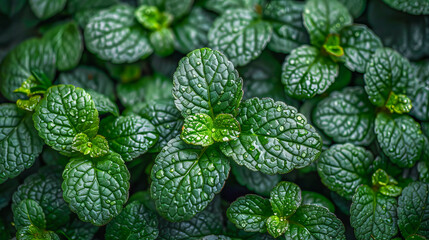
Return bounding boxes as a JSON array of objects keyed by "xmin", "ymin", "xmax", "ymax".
[
  {"xmin": 208, "ymin": 163, "xmax": 215, "ymax": 171},
  {"xmin": 156, "ymin": 169, "xmax": 164, "ymax": 179},
  {"xmin": 274, "ymin": 145, "xmax": 281, "ymax": 151}
]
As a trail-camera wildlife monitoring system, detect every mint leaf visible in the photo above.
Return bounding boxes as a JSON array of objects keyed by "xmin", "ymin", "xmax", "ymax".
[
  {"xmin": 134, "ymin": 5, "xmax": 172, "ymax": 31},
  {"xmin": 397, "ymin": 182, "xmax": 429, "ymax": 238},
  {"xmin": 266, "ymin": 215, "xmax": 288, "ymax": 238},
  {"xmin": 410, "ymin": 60, "xmax": 429, "ymax": 121},
  {"xmin": 62, "ymin": 152, "xmax": 131, "ymax": 226},
  {"xmin": 0, "ymin": 104, "xmax": 44, "ymax": 183},
  {"xmin": 172, "ymin": 48, "xmax": 243, "ymax": 118},
  {"xmin": 383, "ymin": 0, "xmax": 429, "ymax": 15},
  {"xmin": 270, "ymin": 182, "xmax": 301, "ymax": 217},
  {"xmin": 13, "ymin": 199, "xmax": 46, "ymax": 229},
  {"xmin": 16, "ymin": 95, "xmax": 42, "ymax": 112},
  {"xmin": 151, "ymin": 137, "xmax": 230, "ymax": 221},
  {"xmin": 350, "ymin": 185, "xmax": 398, "ymax": 240},
  {"xmin": 0, "ymin": 38, "xmax": 55, "ymax": 101},
  {"xmin": 227, "ymin": 195, "xmax": 273, "ymax": 232},
  {"xmin": 29, "ymin": 0, "xmax": 66, "ymax": 19},
  {"xmin": 138, "ymin": 0, "xmax": 193, "ymax": 18},
  {"xmin": 284, "ymin": 205, "xmax": 346, "ymax": 240},
  {"xmin": 385, "ymin": 91, "xmax": 412, "ymax": 114},
  {"xmin": 72, "ymin": 133, "xmax": 109, "ymax": 158},
  {"xmin": 17, "ymin": 225, "xmax": 60, "ymax": 240},
  {"xmin": 84, "ymin": 4, "xmax": 152, "ymax": 63},
  {"xmin": 86, "ymin": 89, "xmax": 119, "ymax": 117},
  {"xmin": 221, "ymin": 98, "xmax": 322, "ymax": 175},
  {"xmin": 150, "ymin": 28, "xmax": 175, "ymax": 57},
  {"xmin": 303, "ymin": 0, "xmax": 352, "ymax": 47},
  {"xmin": 301, "ymin": 191, "xmax": 335, "ymax": 213},
  {"xmin": 212, "ymin": 114, "xmax": 240, "ymax": 142},
  {"xmin": 364, "ymin": 47, "xmax": 413, "ymax": 107},
  {"xmin": 43, "ymin": 21, "xmax": 83, "ymax": 71},
  {"xmin": 340, "ymin": 25, "xmax": 383, "ymax": 73},
  {"xmin": 263, "ymin": 0, "xmax": 308, "ymax": 54},
  {"xmin": 281, "ymin": 45, "xmax": 338, "ymax": 99},
  {"xmin": 317, "ymin": 144, "xmax": 374, "ymax": 200},
  {"xmin": 33, "ymin": 85, "xmax": 99, "ymax": 156},
  {"xmin": 100, "ymin": 115, "xmax": 158, "ymax": 161},
  {"xmin": 181, "ymin": 113, "xmax": 214, "ymax": 146},
  {"xmin": 208, "ymin": 9, "xmax": 272, "ymax": 66},
  {"xmin": 375, "ymin": 113, "xmax": 424, "ymax": 168},
  {"xmin": 313, "ymin": 87, "xmax": 376, "ymax": 145},
  {"xmin": 105, "ymin": 201, "xmax": 159, "ymax": 240}
]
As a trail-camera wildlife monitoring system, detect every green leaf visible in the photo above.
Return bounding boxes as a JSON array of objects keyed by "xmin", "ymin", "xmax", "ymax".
[
  {"xmin": 281, "ymin": 45, "xmax": 338, "ymax": 99},
  {"xmin": 270, "ymin": 182, "xmax": 301, "ymax": 217},
  {"xmin": 86, "ymin": 89, "xmax": 119, "ymax": 117},
  {"xmin": 350, "ymin": 185, "xmax": 398, "ymax": 240},
  {"xmin": 231, "ymin": 163, "xmax": 281, "ymax": 197},
  {"xmin": 0, "ymin": 104, "xmax": 44, "ymax": 183},
  {"xmin": 323, "ymin": 34, "xmax": 344, "ymax": 57},
  {"xmin": 284, "ymin": 205, "xmax": 346, "ymax": 240},
  {"xmin": 379, "ymin": 185, "xmax": 402, "ymax": 197},
  {"xmin": 313, "ymin": 87, "xmax": 376, "ymax": 145},
  {"xmin": 338, "ymin": 0, "xmax": 367, "ymax": 18},
  {"xmin": 301, "ymin": 191, "xmax": 335, "ymax": 213},
  {"xmin": 385, "ymin": 91, "xmax": 413, "ymax": 114},
  {"xmin": 181, "ymin": 113, "xmax": 214, "ymax": 146},
  {"xmin": 266, "ymin": 215, "xmax": 288, "ymax": 238},
  {"xmin": 410, "ymin": 60, "xmax": 429, "ymax": 121},
  {"xmin": 173, "ymin": 7, "xmax": 214, "ymax": 54},
  {"xmin": 57, "ymin": 66, "xmax": 115, "ymax": 100},
  {"xmin": 263, "ymin": 0, "xmax": 308, "ymax": 54},
  {"xmin": 151, "ymin": 137, "xmax": 230, "ymax": 221},
  {"xmin": 137, "ymin": 0, "xmax": 193, "ymax": 18},
  {"xmin": 383, "ymin": 0, "xmax": 429, "ymax": 15},
  {"xmin": 0, "ymin": 179, "xmax": 18, "ymax": 210},
  {"xmin": 340, "ymin": 25, "xmax": 383, "ymax": 73},
  {"xmin": 43, "ymin": 21, "xmax": 83, "ymax": 71},
  {"xmin": 227, "ymin": 194, "xmax": 273, "ymax": 232},
  {"xmin": 99, "ymin": 115, "xmax": 158, "ymax": 161},
  {"xmin": 208, "ymin": 9, "xmax": 272, "ymax": 66},
  {"xmin": 105, "ymin": 201, "xmax": 159, "ymax": 240},
  {"xmin": 317, "ymin": 144, "xmax": 374, "ymax": 200},
  {"xmin": 0, "ymin": 38, "xmax": 56, "ymax": 101},
  {"xmin": 13, "ymin": 199, "xmax": 46, "ymax": 229},
  {"xmin": 13, "ymin": 168, "xmax": 71, "ymax": 230},
  {"xmin": 29, "ymin": 0, "xmax": 66, "ymax": 19},
  {"xmin": 17, "ymin": 225, "xmax": 60, "ymax": 240},
  {"xmin": 16, "ymin": 95, "xmax": 42, "ymax": 112},
  {"xmin": 84, "ymin": 4, "xmax": 153, "ymax": 63},
  {"xmin": 72, "ymin": 133, "xmax": 110, "ymax": 158},
  {"xmin": 134, "ymin": 5, "xmax": 172, "ymax": 31},
  {"xmin": 212, "ymin": 114, "xmax": 240, "ymax": 142},
  {"xmin": 303, "ymin": 0, "xmax": 352, "ymax": 47},
  {"xmin": 172, "ymin": 48, "xmax": 243, "ymax": 118},
  {"xmin": 150, "ymin": 28, "xmax": 175, "ymax": 57},
  {"xmin": 364, "ymin": 47, "xmax": 413, "ymax": 107},
  {"xmin": 33, "ymin": 85, "xmax": 99, "ymax": 156},
  {"xmin": 203, "ymin": 0, "xmax": 263, "ymax": 14},
  {"xmin": 375, "ymin": 113, "xmax": 424, "ymax": 168},
  {"xmin": 418, "ymin": 161, "xmax": 429, "ymax": 183},
  {"xmin": 221, "ymin": 98, "xmax": 322, "ymax": 175},
  {"xmin": 62, "ymin": 152, "xmax": 131, "ymax": 226},
  {"xmin": 397, "ymin": 182, "xmax": 429, "ymax": 238}
]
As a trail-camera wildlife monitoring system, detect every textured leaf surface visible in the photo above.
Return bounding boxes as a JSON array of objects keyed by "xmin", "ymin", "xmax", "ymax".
[
  {"xmin": 364, "ymin": 47, "xmax": 412, "ymax": 107},
  {"xmin": 375, "ymin": 113, "xmax": 424, "ymax": 168},
  {"xmin": 227, "ymin": 195, "xmax": 273, "ymax": 232},
  {"xmin": 340, "ymin": 25, "xmax": 382, "ymax": 73},
  {"xmin": 317, "ymin": 144, "xmax": 374, "ymax": 200},
  {"xmin": 62, "ymin": 152, "xmax": 130, "ymax": 226},
  {"xmin": 43, "ymin": 21, "xmax": 83, "ymax": 71},
  {"xmin": 383, "ymin": 0, "xmax": 429, "ymax": 15},
  {"xmin": 313, "ymin": 87, "xmax": 375, "ymax": 145},
  {"xmin": 301, "ymin": 191, "xmax": 335, "ymax": 213},
  {"xmin": 221, "ymin": 98, "xmax": 322, "ymax": 175},
  {"xmin": 303, "ymin": 0, "xmax": 352, "ymax": 47},
  {"xmin": 100, "ymin": 115, "xmax": 158, "ymax": 161},
  {"xmin": 0, "ymin": 38, "xmax": 55, "ymax": 101},
  {"xmin": 397, "ymin": 182, "xmax": 429, "ymax": 238},
  {"xmin": 208, "ymin": 9, "xmax": 271, "ymax": 66},
  {"xmin": 263, "ymin": 0, "xmax": 308, "ymax": 54},
  {"xmin": 350, "ymin": 185, "xmax": 398, "ymax": 240},
  {"xmin": 86, "ymin": 89, "xmax": 119, "ymax": 117},
  {"xmin": 181, "ymin": 113, "xmax": 214, "ymax": 146},
  {"xmin": 17, "ymin": 225, "xmax": 60, "ymax": 240},
  {"xmin": 410, "ymin": 61, "xmax": 429, "ymax": 121},
  {"xmin": 105, "ymin": 201, "xmax": 159, "ymax": 240},
  {"xmin": 151, "ymin": 137, "xmax": 230, "ymax": 221},
  {"xmin": 33, "ymin": 85, "xmax": 99, "ymax": 156},
  {"xmin": 13, "ymin": 199, "xmax": 46, "ymax": 229},
  {"xmin": 212, "ymin": 114, "xmax": 240, "ymax": 142},
  {"xmin": 0, "ymin": 104, "xmax": 44, "ymax": 183},
  {"xmin": 284, "ymin": 205, "xmax": 346, "ymax": 240},
  {"xmin": 85, "ymin": 4, "xmax": 152, "ymax": 63},
  {"xmin": 270, "ymin": 182, "xmax": 301, "ymax": 217},
  {"xmin": 29, "ymin": 0, "xmax": 66, "ymax": 19},
  {"xmin": 172, "ymin": 48, "xmax": 243, "ymax": 118},
  {"xmin": 281, "ymin": 45, "xmax": 338, "ymax": 99}
]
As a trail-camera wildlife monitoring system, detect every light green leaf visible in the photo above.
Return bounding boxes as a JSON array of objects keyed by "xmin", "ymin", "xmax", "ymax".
[
  {"xmin": 181, "ymin": 113, "xmax": 214, "ymax": 146},
  {"xmin": 29, "ymin": 0, "xmax": 66, "ymax": 19},
  {"xmin": 266, "ymin": 215, "xmax": 288, "ymax": 238},
  {"xmin": 13, "ymin": 199, "xmax": 46, "ymax": 229},
  {"xmin": 72, "ymin": 133, "xmax": 109, "ymax": 158},
  {"xmin": 16, "ymin": 95, "xmax": 42, "ymax": 112},
  {"xmin": 17, "ymin": 225, "xmax": 60, "ymax": 240},
  {"xmin": 350, "ymin": 185, "xmax": 398, "ymax": 240},
  {"xmin": 172, "ymin": 48, "xmax": 243, "ymax": 118},
  {"xmin": 84, "ymin": 4, "xmax": 152, "ymax": 63},
  {"xmin": 313, "ymin": 87, "xmax": 375, "ymax": 145},
  {"xmin": 86, "ymin": 89, "xmax": 119, "ymax": 117},
  {"xmin": 270, "ymin": 181, "xmax": 301, "ymax": 217},
  {"xmin": 375, "ymin": 113, "xmax": 424, "ymax": 168},
  {"xmin": 221, "ymin": 98, "xmax": 323, "ymax": 175},
  {"xmin": 151, "ymin": 137, "xmax": 230, "ymax": 221},
  {"xmin": 383, "ymin": 0, "xmax": 429, "ymax": 15},
  {"xmin": 208, "ymin": 9, "xmax": 272, "ymax": 66},
  {"xmin": 62, "ymin": 152, "xmax": 130, "ymax": 226},
  {"xmin": 212, "ymin": 114, "xmax": 240, "ymax": 142},
  {"xmin": 134, "ymin": 5, "xmax": 172, "ymax": 31},
  {"xmin": 33, "ymin": 85, "xmax": 99, "ymax": 156},
  {"xmin": 281, "ymin": 45, "xmax": 338, "ymax": 99}
]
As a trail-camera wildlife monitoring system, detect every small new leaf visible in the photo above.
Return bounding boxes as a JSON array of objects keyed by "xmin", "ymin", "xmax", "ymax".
[
  {"xmin": 385, "ymin": 91, "xmax": 412, "ymax": 114},
  {"xmin": 16, "ymin": 95, "xmax": 42, "ymax": 112},
  {"xmin": 212, "ymin": 114, "xmax": 240, "ymax": 142},
  {"xmin": 181, "ymin": 113, "xmax": 214, "ymax": 146},
  {"xmin": 266, "ymin": 215, "xmax": 289, "ymax": 238},
  {"xmin": 72, "ymin": 133, "xmax": 109, "ymax": 158},
  {"xmin": 134, "ymin": 5, "xmax": 172, "ymax": 31},
  {"xmin": 269, "ymin": 182, "xmax": 301, "ymax": 217}
]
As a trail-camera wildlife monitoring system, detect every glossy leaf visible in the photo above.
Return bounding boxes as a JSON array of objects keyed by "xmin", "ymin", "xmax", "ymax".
[
  {"xmin": 86, "ymin": 89, "xmax": 119, "ymax": 117},
  {"xmin": 72, "ymin": 133, "xmax": 109, "ymax": 158},
  {"xmin": 181, "ymin": 113, "xmax": 214, "ymax": 146},
  {"xmin": 410, "ymin": 60, "xmax": 429, "ymax": 121},
  {"xmin": 212, "ymin": 114, "xmax": 240, "ymax": 142},
  {"xmin": 270, "ymin": 181, "xmax": 301, "ymax": 217},
  {"xmin": 13, "ymin": 199, "xmax": 46, "ymax": 229},
  {"xmin": 17, "ymin": 225, "xmax": 60, "ymax": 240}
]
